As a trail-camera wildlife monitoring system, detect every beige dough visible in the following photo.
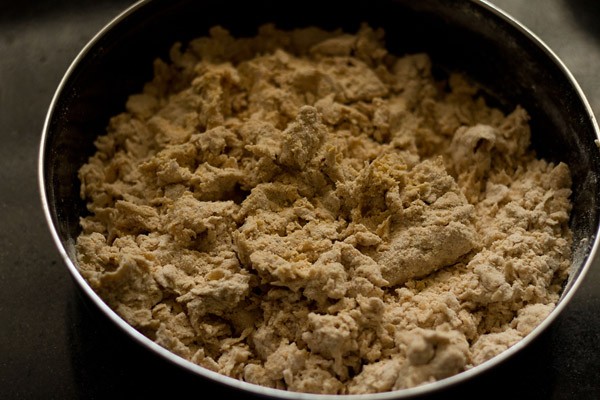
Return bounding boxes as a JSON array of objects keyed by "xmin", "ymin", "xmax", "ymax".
[{"xmin": 76, "ymin": 24, "xmax": 573, "ymax": 394}]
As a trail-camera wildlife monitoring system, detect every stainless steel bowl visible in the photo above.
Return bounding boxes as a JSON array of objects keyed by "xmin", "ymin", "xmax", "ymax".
[{"xmin": 38, "ymin": 0, "xmax": 600, "ymax": 398}]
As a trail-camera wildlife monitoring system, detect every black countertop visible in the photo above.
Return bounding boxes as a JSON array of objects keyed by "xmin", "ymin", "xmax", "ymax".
[{"xmin": 1, "ymin": 0, "xmax": 598, "ymax": 398}]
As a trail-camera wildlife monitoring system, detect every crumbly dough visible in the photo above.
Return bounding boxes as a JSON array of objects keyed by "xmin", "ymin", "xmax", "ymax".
[{"xmin": 76, "ymin": 24, "xmax": 573, "ymax": 394}]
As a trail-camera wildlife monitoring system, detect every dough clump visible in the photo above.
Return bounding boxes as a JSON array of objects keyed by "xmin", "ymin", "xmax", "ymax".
[{"xmin": 76, "ymin": 24, "xmax": 572, "ymax": 394}]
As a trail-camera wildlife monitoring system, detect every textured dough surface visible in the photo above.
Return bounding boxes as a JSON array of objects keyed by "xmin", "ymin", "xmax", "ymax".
[{"xmin": 76, "ymin": 24, "xmax": 573, "ymax": 394}]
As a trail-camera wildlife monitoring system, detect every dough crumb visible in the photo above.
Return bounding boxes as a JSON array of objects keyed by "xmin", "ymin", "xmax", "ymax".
[{"xmin": 76, "ymin": 24, "xmax": 573, "ymax": 395}]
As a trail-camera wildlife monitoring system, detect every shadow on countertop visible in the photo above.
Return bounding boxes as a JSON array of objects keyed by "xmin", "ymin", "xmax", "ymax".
[
  {"xmin": 0, "ymin": 0, "xmax": 135, "ymax": 25},
  {"xmin": 562, "ymin": 0, "xmax": 600, "ymax": 40}
]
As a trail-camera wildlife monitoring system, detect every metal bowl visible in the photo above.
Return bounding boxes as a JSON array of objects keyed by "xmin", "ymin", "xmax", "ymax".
[{"xmin": 38, "ymin": 0, "xmax": 600, "ymax": 398}]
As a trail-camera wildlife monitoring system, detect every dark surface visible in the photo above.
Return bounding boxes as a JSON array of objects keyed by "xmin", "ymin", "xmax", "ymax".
[{"xmin": 1, "ymin": 0, "xmax": 599, "ymax": 399}]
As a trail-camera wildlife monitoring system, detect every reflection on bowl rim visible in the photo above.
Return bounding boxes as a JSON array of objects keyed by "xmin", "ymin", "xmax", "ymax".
[{"xmin": 38, "ymin": 0, "xmax": 600, "ymax": 398}]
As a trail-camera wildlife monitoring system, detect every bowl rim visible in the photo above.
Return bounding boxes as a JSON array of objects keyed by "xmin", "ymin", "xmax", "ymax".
[{"xmin": 38, "ymin": 0, "xmax": 600, "ymax": 398}]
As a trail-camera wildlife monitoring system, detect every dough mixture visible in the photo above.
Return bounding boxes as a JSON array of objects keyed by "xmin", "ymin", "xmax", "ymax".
[{"xmin": 76, "ymin": 24, "xmax": 573, "ymax": 394}]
